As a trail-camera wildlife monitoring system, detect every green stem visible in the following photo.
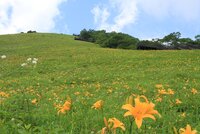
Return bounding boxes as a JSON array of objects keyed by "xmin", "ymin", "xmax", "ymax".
[
  {"xmin": 101, "ymin": 108, "xmax": 104, "ymax": 119},
  {"xmin": 129, "ymin": 119, "xmax": 133, "ymax": 134}
]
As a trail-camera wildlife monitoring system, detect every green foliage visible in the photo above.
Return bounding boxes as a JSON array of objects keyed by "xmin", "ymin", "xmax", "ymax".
[
  {"xmin": 77, "ymin": 29, "xmax": 139, "ymax": 49},
  {"xmin": 195, "ymin": 35, "xmax": 200, "ymax": 42},
  {"xmin": 79, "ymin": 29, "xmax": 94, "ymax": 42},
  {"xmin": 77, "ymin": 29, "xmax": 200, "ymax": 50},
  {"xmin": 101, "ymin": 32, "xmax": 139, "ymax": 49},
  {"xmin": 194, "ymin": 35, "xmax": 200, "ymax": 46},
  {"xmin": 161, "ymin": 32, "xmax": 181, "ymax": 46}
]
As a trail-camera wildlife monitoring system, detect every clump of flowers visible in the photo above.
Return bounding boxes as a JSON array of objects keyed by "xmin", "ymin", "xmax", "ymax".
[
  {"xmin": 21, "ymin": 57, "xmax": 38, "ymax": 67},
  {"xmin": 57, "ymin": 97, "xmax": 72, "ymax": 115},
  {"xmin": 91, "ymin": 100, "xmax": 103, "ymax": 110},
  {"xmin": 0, "ymin": 91, "xmax": 9, "ymax": 104},
  {"xmin": 156, "ymin": 84, "xmax": 175, "ymax": 95},
  {"xmin": 0, "ymin": 91, "xmax": 9, "ymax": 98},
  {"xmin": 158, "ymin": 88, "xmax": 175, "ymax": 95},
  {"xmin": 122, "ymin": 95, "xmax": 160, "ymax": 129}
]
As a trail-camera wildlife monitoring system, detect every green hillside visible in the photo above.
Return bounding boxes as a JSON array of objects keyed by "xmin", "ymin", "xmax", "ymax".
[{"xmin": 0, "ymin": 33, "xmax": 200, "ymax": 133}]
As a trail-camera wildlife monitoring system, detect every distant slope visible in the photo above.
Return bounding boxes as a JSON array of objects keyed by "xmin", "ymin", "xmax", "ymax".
[
  {"xmin": 0, "ymin": 33, "xmax": 99, "ymax": 46},
  {"xmin": 0, "ymin": 33, "xmax": 99, "ymax": 56}
]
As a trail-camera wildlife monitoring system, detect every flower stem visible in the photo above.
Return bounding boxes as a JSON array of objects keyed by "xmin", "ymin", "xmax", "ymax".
[{"xmin": 129, "ymin": 119, "xmax": 133, "ymax": 134}]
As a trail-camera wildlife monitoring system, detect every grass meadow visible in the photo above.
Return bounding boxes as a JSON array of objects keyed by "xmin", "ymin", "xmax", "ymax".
[{"xmin": 0, "ymin": 33, "xmax": 200, "ymax": 133}]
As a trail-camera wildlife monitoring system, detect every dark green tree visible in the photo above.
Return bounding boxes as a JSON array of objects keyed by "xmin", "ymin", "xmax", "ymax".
[
  {"xmin": 162, "ymin": 32, "xmax": 181, "ymax": 46},
  {"xmin": 101, "ymin": 32, "xmax": 139, "ymax": 49},
  {"xmin": 79, "ymin": 29, "xmax": 93, "ymax": 41},
  {"xmin": 195, "ymin": 35, "xmax": 200, "ymax": 42}
]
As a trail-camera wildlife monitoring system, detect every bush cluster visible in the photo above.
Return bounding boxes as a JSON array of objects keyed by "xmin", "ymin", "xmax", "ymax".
[
  {"xmin": 75, "ymin": 29, "xmax": 139, "ymax": 50},
  {"xmin": 27, "ymin": 30, "xmax": 37, "ymax": 33},
  {"xmin": 75, "ymin": 30, "xmax": 200, "ymax": 50}
]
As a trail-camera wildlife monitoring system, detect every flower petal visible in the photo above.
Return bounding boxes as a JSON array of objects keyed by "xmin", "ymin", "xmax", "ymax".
[
  {"xmin": 135, "ymin": 118, "xmax": 143, "ymax": 129},
  {"xmin": 124, "ymin": 111, "xmax": 133, "ymax": 117},
  {"xmin": 143, "ymin": 114, "xmax": 156, "ymax": 120},
  {"xmin": 119, "ymin": 125, "xmax": 126, "ymax": 131},
  {"xmin": 122, "ymin": 104, "xmax": 134, "ymax": 111}
]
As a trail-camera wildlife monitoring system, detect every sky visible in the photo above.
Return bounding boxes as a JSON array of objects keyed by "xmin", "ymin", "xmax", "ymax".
[{"xmin": 1, "ymin": 0, "xmax": 200, "ymax": 40}]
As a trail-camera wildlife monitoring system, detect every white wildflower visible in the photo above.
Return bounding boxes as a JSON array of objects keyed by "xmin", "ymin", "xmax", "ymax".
[
  {"xmin": 33, "ymin": 58, "xmax": 38, "ymax": 61},
  {"xmin": 27, "ymin": 58, "xmax": 32, "ymax": 62},
  {"xmin": 21, "ymin": 63, "xmax": 27, "ymax": 67},
  {"xmin": 32, "ymin": 60, "xmax": 37, "ymax": 64},
  {"xmin": 1, "ymin": 55, "xmax": 6, "ymax": 59}
]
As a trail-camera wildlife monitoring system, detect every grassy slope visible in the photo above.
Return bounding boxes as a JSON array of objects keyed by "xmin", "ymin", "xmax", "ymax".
[{"xmin": 0, "ymin": 33, "xmax": 200, "ymax": 133}]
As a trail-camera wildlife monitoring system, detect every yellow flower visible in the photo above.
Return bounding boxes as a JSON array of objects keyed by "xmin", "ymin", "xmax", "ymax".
[
  {"xmin": 57, "ymin": 98, "xmax": 71, "ymax": 114},
  {"xmin": 176, "ymin": 99, "xmax": 182, "ymax": 104},
  {"xmin": 108, "ymin": 118, "xmax": 125, "ymax": 133},
  {"xmin": 167, "ymin": 89, "xmax": 175, "ymax": 95},
  {"xmin": 158, "ymin": 89, "xmax": 168, "ymax": 95},
  {"xmin": 155, "ymin": 84, "xmax": 163, "ymax": 89},
  {"xmin": 155, "ymin": 97, "xmax": 162, "ymax": 102},
  {"xmin": 91, "ymin": 100, "xmax": 103, "ymax": 110},
  {"xmin": 179, "ymin": 124, "xmax": 197, "ymax": 134},
  {"xmin": 31, "ymin": 98, "xmax": 37, "ymax": 104},
  {"xmin": 122, "ymin": 95, "xmax": 160, "ymax": 129},
  {"xmin": 74, "ymin": 92, "xmax": 80, "ymax": 95},
  {"xmin": 0, "ymin": 91, "xmax": 9, "ymax": 97},
  {"xmin": 180, "ymin": 112, "xmax": 186, "ymax": 118},
  {"xmin": 191, "ymin": 88, "xmax": 198, "ymax": 94}
]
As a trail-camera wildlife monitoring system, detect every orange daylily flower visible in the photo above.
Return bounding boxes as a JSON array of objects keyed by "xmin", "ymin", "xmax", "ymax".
[
  {"xmin": 108, "ymin": 118, "xmax": 125, "ymax": 133},
  {"xmin": 158, "ymin": 89, "xmax": 168, "ymax": 95},
  {"xmin": 155, "ymin": 97, "xmax": 162, "ymax": 102},
  {"xmin": 179, "ymin": 124, "xmax": 197, "ymax": 134},
  {"xmin": 122, "ymin": 95, "xmax": 160, "ymax": 128},
  {"xmin": 155, "ymin": 84, "xmax": 164, "ymax": 89},
  {"xmin": 91, "ymin": 100, "xmax": 103, "ymax": 110},
  {"xmin": 191, "ymin": 88, "xmax": 198, "ymax": 94},
  {"xmin": 57, "ymin": 98, "xmax": 71, "ymax": 114},
  {"xmin": 176, "ymin": 99, "xmax": 182, "ymax": 104},
  {"xmin": 167, "ymin": 89, "xmax": 175, "ymax": 95},
  {"xmin": 31, "ymin": 98, "xmax": 37, "ymax": 104},
  {"xmin": 0, "ymin": 91, "xmax": 9, "ymax": 97},
  {"xmin": 101, "ymin": 117, "xmax": 125, "ymax": 134},
  {"xmin": 180, "ymin": 112, "xmax": 186, "ymax": 118},
  {"xmin": 74, "ymin": 92, "xmax": 80, "ymax": 95}
]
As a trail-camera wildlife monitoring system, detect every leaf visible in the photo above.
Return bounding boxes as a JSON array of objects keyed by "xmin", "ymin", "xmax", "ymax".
[{"xmin": 24, "ymin": 124, "xmax": 31, "ymax": 130}]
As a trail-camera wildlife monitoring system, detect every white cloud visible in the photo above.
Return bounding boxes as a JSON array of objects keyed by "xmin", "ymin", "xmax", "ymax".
[
  {"xmin": 91, "ymin": 5, "xmax": 110, "ymax": 29},
  {"xmin": 91, "ymin": 0, "xmax": 200, "ymax": 32},
  {"xmin": 137, "ymin": 0, "xmax": 200, "ymax": 21},
  {"xmin": 0, "ymin": 0, "xmax": 67, "ymax": 34},
  {"xmin": 91, "ymin": 0, "xmax": 138, "ymax": 32}
]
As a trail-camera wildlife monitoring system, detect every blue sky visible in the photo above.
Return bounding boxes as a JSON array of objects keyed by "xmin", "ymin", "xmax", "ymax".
[{"xmin": 1, "ymin": 0, "xmax": 200, "ymax": 40}]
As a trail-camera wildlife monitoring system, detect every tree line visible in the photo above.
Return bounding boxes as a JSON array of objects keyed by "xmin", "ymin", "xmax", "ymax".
[{"xmin": 74, "ymin": 29, "xmax": 200, "ymax": 50}]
